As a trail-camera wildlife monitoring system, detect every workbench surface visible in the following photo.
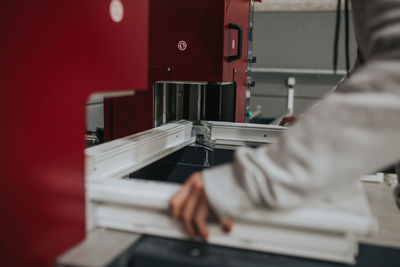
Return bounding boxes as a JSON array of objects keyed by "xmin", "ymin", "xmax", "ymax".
[{"xmin": 359, "ymin": 182, "xmax": 400, "ymax": 248}]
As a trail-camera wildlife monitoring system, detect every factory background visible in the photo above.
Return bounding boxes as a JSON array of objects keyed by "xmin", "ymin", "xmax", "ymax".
[
  {"xmin": 251, "ymin": 6, "xmax": 357, "ymax": 118},
  {"xmin": 87, "ymin": 3, "xmax": 357, "ymax": 132}
]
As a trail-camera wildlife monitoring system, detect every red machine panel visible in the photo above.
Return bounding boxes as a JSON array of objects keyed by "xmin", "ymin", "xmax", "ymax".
[
  {"xmin": 0, "ymin": 1, "xmax": 148, "ymax": 266},
  {"xmin": 105, "ymin": 0, "xmax": 250, "ymax": 140},
  {"xmin": 149, "ymin": 0, "xmax": 249, "ymax": 82}
]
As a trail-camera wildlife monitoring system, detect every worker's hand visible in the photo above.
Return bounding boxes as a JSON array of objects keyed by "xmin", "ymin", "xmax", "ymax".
[
  {"xmin": 279, "ymin": 115, "xmax": 299, "ymax": 126},
  {"xmin": 169, "ymin": 172, "xmax": 233, "ymax": 240}
]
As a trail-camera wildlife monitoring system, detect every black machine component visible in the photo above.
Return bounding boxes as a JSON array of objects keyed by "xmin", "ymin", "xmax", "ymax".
[{"xmin": 86, "ymin": 127, "xmax": 105, "ymax": 147}]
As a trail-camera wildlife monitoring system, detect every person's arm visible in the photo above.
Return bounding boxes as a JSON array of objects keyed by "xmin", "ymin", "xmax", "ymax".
[
  {"xmin": 170, "ymin": 0, "xmax": 400, "ymax": 238},
  {"xmin": 203, "ymin": 0, "xmax": 400, "ymax": 216}
]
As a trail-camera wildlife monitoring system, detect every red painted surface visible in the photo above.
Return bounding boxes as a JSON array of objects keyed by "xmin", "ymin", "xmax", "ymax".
[
  {"xmin": 0, "ymin": 1, "xmax": 148, "ymax": 266},
  {"xmin": 105, "ymin": 0, "xmax": 250, "ymax": 140}
]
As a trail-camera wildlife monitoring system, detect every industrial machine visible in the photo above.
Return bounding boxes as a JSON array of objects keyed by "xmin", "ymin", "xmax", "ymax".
[
  {"xmin": 104, "ymin": 0, "xmax": 257, "ymax": 140},
  {"xmin": 3, "ymin": 1, "xmax": 400, "ymax": 267},
  {"xmin": 0, "ymin": 1, "xmax": 148, "ymax": 266}
]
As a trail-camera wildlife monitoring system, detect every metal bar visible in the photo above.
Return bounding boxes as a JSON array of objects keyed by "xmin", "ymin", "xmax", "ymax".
[
  {"xmin": 286, "ymin": 77, "xmax": 296, "ymax": 115},
  {"xmin": 251, "ymin": 67, "xmax": 347, "ymax": 78},
  {"xmin": 87, "ymin": 177, "xmax": 376, "ymax": 264},
  {"xmin": 95, "ymin": 203, "xmax": 356, "ymax": 264},
  {"xmin": 176, "ymin": 85, "xmax": 180, "ymax": 120},
  {"xmin": 287, "ymin": 88, "xmax": 295, "ymax": 114},
  {"xmin": 162, "ymin": 83, "xmax": 167, "ymax": 125},
  {"xmin": 254, "ymin": 0, "xmax": 349, "ymax": 12},
  {"xmin": 153, "ymin": 84, "xmax": 158, "ymax": 127},
  {"xmin": 85, "ymin": 120, "xmax": 195, "ymax": 180},
  {"xmin": 201, "ymin": 84, "xmax": 206, "ymax": 120},
  {"xmin": 88, "ymin": 178, "xmax": 374, "ymax": 236},
  {"xmin": 89, "ymin": 91, "xmax": 135, "ymax": 100},
  {"xmin": 155, "ymin": 81, "xmax": 207, "ymax": 85},
  {"xmin": 206, "ymin": 82, "xmax": 235, "ymax": 86},
  {"xmin": 251, "ymin": 94, "xmax": 319, "ymax": 100},
  {"xmin": 197, "ymin": 84, "xmax": 202, "ymax": 121},
  {"xmin": 199, "ymin": 121, "xmax": 287, "ymax": 147},
  {"xmin": 154, "ymin": 81, "xmax": 234, "ymax": 86},
  {"xmin": 246, "ymin": 0, "xmax": 255, "ymax": 123},
  {"xmin": 219, "ymin": 85, "xmax": 223, "ymax": 120}
]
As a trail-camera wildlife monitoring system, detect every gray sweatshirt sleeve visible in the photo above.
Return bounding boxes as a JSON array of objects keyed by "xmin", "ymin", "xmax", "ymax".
[{"xmin": 203, "ymin": 0, "xmax": 400, "ymax": 219}]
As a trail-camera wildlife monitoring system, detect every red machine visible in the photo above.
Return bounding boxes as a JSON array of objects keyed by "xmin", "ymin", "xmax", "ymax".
[
  {"xmin": 105, "ymin": 0, "xmax": 254, "ymax": 140},
  {"xmin": 0, "ymin": 1, "xmax": 148, "ymax": 266}
]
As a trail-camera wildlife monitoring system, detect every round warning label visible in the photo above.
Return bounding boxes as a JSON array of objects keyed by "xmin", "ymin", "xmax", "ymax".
[
  {"xmin": 110, "ymin": 0, "xmax": 124, "ymax": 23},
  {"xmin": 178, "ymin": 40, "xmax": 187, "ymax": 51}
]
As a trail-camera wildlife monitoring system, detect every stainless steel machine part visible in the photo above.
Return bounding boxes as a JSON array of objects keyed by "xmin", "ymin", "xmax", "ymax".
[
  {"xmin": 153, "ymin": 82, "xmax": 236, "ymax": 128},
  {"xmin": 193, "ymin": 120, "xmax": 285, "ymax": 148}
]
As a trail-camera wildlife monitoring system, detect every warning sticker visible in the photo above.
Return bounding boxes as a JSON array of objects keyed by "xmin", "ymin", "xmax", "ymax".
[{"xmin": 178, "ymin": 40, "xmax": 187, "ymax": 51}]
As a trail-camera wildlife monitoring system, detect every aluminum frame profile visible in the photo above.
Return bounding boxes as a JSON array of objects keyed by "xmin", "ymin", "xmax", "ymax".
[
  {"xmin": 195, "ymin": 121, "xmax": 286, "ymax": 147},
  {"xmin": 87, "ymin": 178, "xmax": 377, "ymax": 264},
  {"xmin": 85, "ymin": 120, "xmax": 195, "ymax": 180},
  {"xmin": 85, "ymin": 120, "xmax": 377, "ymax": 264},
  {"xmin": 88, "ymin": 179, "xmax": 377, "ymax": 236},
  {"xmin": 95, "ymin": 205, "xmax": 357, "ymax": 263}
]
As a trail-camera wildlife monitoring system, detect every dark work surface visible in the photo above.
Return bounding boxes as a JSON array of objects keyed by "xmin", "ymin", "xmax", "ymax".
[
  {"xmin": 212, "ymin": 148, "xmax": 234, "ymax": 166},
  {"xmin": 129, "ymin": 146, "xmax": 235, "ymax": 183},
  {"xmin": 132, "ymin": 236, "xmax": 400, "ymax": 267}
]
